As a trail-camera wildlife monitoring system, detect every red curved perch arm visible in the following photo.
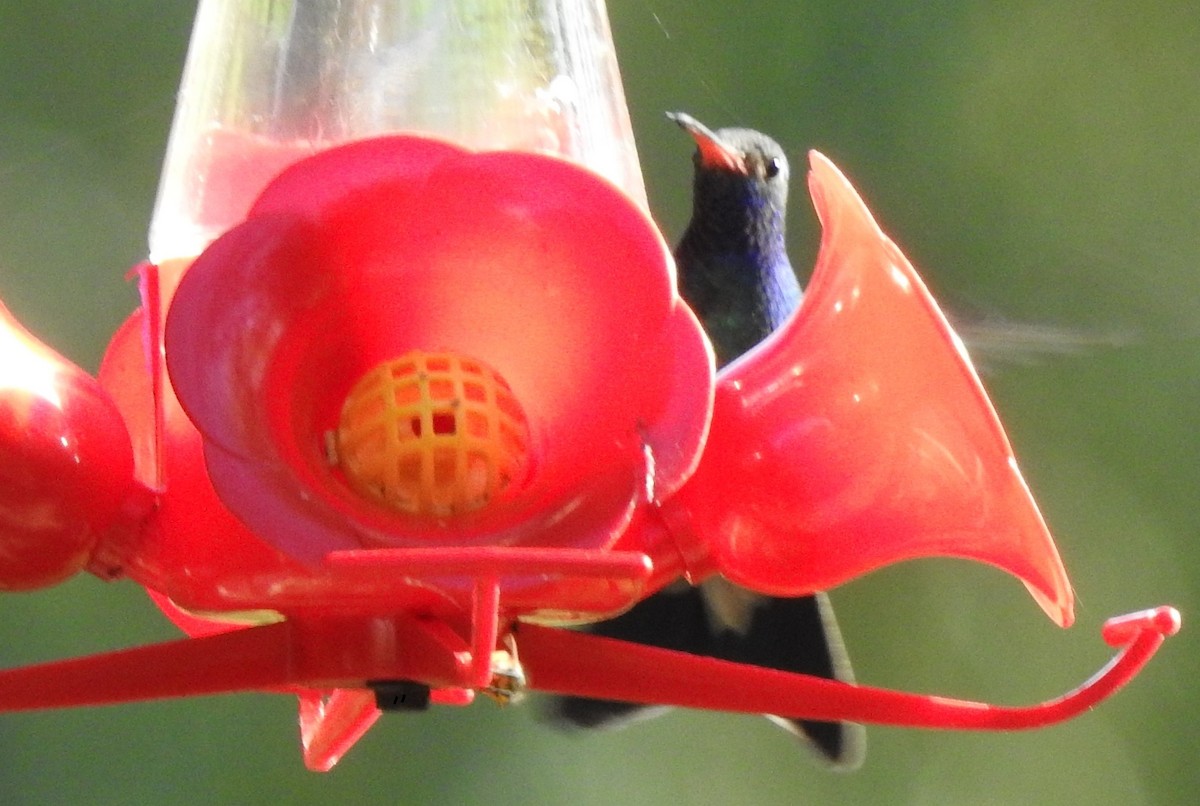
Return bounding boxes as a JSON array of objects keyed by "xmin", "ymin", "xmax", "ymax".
[
  {"xmin": 0, "ymin": 605, "xmax": 1176, "ymax": 739},
  {"xmin": 518, "ymin": 607, "xmax": 1180, "ymax": 730},
  {"xmin": 0, "ymin": 615, "xmax": 474, "ymax": 711}
]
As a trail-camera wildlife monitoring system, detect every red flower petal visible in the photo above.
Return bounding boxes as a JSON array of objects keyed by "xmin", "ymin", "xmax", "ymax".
[{"xmin": 166, "ymin": 136, "xmax": 712, "ymax": 563}]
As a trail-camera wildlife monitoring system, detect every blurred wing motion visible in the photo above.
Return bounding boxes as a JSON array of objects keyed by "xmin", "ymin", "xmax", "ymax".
[{"xmin": 955, "ymin": 316, "xmax": 1133, "ymax": 373}]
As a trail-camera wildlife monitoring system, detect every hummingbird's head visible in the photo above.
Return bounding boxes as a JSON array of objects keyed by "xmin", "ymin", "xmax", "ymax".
[{"xmin": 667, "ymin": 111, "xmax": 789, "ymax": 242}]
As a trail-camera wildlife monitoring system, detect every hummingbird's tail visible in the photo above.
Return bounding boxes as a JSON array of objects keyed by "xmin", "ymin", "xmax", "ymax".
[{"xmin": 543, "ymin": 581, "xmax": 865, "ymax": 769}]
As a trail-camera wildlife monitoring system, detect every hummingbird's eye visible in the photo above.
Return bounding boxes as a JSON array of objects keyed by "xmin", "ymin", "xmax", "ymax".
[{"xmin": 765, "ymin": 157, "xmax": 782, "ymax": 179}]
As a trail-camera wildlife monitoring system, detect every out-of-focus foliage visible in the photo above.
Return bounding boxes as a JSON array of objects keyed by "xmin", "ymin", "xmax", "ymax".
[{"xmin": 0, "ymin": 2, "xmax": 1195, "ymax": 804}]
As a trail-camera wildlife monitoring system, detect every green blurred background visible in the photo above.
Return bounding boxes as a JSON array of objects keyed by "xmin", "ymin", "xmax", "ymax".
[{"xmin": 0, "ymin": 2, "xmax": 1196, "ymax": 804}]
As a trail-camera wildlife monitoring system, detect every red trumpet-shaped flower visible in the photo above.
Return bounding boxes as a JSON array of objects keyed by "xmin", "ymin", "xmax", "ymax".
[
  {"xmin": 665, "ymin": 152, "xmax": 1074, "ymax": 627},
  {"xmin": 0, "ymin": 302, "xmax": 139, "ymax": 590},
  {"xmin": 164, "ymin": 135, "xmax": 711, "ymax": 598}
]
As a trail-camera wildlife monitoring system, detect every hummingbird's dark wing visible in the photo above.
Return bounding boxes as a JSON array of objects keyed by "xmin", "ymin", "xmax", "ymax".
[
  {"xmin": 546, "ymin": 581, "xmax": 865, "ymax": 769},
  {"xmin": 701, "ymin": 582, "xmax": 864, "ymax": 768},
  {"xmin": 543, "ymin": 583, "xmax": 702, "ymax": 730}
]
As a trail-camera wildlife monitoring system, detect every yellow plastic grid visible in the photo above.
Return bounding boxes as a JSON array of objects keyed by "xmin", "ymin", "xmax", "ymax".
[{"xmin": 335, "ymin": 351, "xmax": 530, "ymax": 517}]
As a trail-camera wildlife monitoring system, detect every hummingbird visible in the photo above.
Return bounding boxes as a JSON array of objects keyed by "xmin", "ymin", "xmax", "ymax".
[{"xmin": 545, "ymin": 113, "xmax": 864, "ymax": 769}]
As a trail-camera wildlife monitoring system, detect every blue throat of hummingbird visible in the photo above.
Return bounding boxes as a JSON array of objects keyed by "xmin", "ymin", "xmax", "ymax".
[
  {"xmin": 689, "ymin": 169, "xmax": 790, "ymax": 270},
  {"xmin": 669, "ymin": 113, "xmax": 801, "ymax": 364}
]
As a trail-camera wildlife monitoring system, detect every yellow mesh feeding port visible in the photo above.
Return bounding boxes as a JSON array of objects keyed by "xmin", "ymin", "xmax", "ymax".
[{"xmin": 335, "ymin": 351, "xmax": 531, "ymax": 517}]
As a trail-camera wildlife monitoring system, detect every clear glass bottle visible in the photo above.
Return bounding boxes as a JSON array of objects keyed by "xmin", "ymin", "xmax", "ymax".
[{"xmin": 148, "ymin": 0, "xmax": 647, "ymax": 263}]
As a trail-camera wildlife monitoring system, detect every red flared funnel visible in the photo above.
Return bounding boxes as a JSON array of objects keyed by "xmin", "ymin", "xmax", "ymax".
[
  {"xmin": 670, "ymin": 152, "xmax": 1073, "ymax": 627},
  {"xmin": 0, "ymin": 301, "xmax": 137, "ymax": 589}
]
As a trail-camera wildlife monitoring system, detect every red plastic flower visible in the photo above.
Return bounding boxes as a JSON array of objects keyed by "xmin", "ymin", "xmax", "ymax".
[
  {"xmin": 0, "ymin": 302, "xmax": 137, "ymax": 589},
  {"xmin": 164, "ymin": 136, "xmax": 712, "ymax": 567},
  {"xmin": 665, "ymin": 153, "xmax": 1074, "ymax": 626}
]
